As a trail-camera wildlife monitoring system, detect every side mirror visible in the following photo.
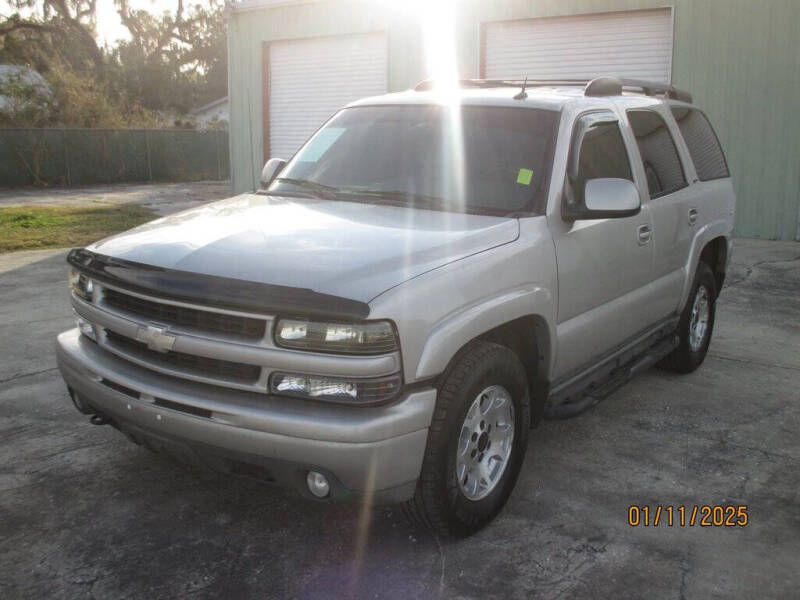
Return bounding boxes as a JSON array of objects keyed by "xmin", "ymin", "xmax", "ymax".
[
  {"xmin": 260, "ymin": 158, "xmax": 286, "ymax": 188},
  {"xmin": 564, "ymin": 178, "xmax": 641, "ymax": 221}
]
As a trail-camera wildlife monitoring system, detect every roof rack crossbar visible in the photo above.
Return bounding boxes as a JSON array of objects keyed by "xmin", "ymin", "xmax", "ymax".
[
  {"xmin": 412, "ymin": 77, "xmax": 693, "ymax": 103},
  {"xmin": 413, "ymin": 78, "xmax": 589, "ymax": 91},
  {"xmin": 584, "ymin": 77, "xmax": 693, "ymax": 103}
]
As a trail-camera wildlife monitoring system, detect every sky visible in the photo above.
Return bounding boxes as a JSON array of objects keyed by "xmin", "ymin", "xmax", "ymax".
[
  {"xmin": 95, "ymin": 0, "xmax": 134, "ymax": 46},
  {"xmin": 0, "ymin": 1, "xmax": 213, "ymax": 47},
  {"xmin": 96, "ymin": 0, "xmax": 181, "ymax": 46}
]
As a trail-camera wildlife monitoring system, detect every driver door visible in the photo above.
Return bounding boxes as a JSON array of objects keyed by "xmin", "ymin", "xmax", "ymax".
[{"xmin": 550, "ymin": 111, "xmax": 655, "ymax": 379}]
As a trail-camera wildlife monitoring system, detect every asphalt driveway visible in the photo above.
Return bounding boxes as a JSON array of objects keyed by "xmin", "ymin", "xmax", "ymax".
[{"xmin": 1, "ymin": 238, "xmax": 798, "ymax": 599}]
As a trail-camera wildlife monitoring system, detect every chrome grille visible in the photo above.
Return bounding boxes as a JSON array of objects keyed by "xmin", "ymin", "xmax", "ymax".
[
  {"xmin": 105, "ymin": 330, "xmax": 262, "ymax": 385},
  {"xmin": 103, "ymin": 287, "xmax": 266, "ymax": 340},
  {"xmin": 71, "ymin": 278, "xmax": 402, "ymax": 396}
]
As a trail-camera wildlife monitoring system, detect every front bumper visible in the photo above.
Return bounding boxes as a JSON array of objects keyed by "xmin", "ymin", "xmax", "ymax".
[{"xmin": 56, "ymin": 328, "xmax": 436, "ymax": 503}]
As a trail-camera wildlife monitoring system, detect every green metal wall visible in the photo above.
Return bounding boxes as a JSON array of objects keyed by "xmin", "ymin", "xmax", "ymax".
[{"xmin": 228, "ymin": 0, "xmax": 800, "ymax": 241}]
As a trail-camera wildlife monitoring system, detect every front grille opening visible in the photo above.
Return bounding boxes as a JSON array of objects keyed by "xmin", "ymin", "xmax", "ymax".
[
  {"xmin": 105, "ymin": 330, "xmax": 262, "ymax": 384},
  {"xmin": 103, "ymin": 288, "xmax": 267, "ymax": 340},
  {"xmin": 101, "ymin": 378, "xmax": 140, "ymax": 399},
  {"xmin": 154, "ymin": 397, "xmax": 213, "ymax": 419}
]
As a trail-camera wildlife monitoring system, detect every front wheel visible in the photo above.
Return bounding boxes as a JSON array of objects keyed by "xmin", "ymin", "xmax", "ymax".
[
  {"xmin": 659, "ymin": 261, "xmax": 717, "ymax": 373},
  {"xmin": 404, "ymin": 341, "xmax": 531, "ymax": 538}
]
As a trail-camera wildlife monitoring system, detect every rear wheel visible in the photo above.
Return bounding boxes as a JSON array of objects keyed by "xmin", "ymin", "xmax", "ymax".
[
  {"xmin": 404, "ymin": 340, "xmax": 530, "ymax": 537},
  {"xmin": 659, "ymin": 262, "xmax": 717, "ymax": 373}
]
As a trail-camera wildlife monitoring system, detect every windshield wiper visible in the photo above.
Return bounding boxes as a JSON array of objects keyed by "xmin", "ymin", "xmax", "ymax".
[
  {"xmin": 274, "ymin": 178, "xmax": 343, "ymax": 199},
  {"xmin": 340, "ymin": 189, "xmax": 515, "ymax": 216},
  {"xmin": 271, "ymin": 182, "xmax": 466, "ymax": 212},
  {"xmin": 339, "ymin": 188, "xmax": 447, "ymax": 210}
]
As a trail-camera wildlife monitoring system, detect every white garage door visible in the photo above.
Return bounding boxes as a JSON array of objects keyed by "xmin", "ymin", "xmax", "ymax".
[
  {"xmin": 483, "ymin": 9, "xmax": 673, "ymax": 83},
  {"xmin": 268, "ymin": 32, "xmax": 388, "ymax": 160}
]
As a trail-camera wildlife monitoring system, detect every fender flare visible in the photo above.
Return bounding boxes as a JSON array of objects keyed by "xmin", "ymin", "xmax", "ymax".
[
  {"xmin": 679, "ymin": 219, "xmax": 731, "ymax": 309},
  {"xmin": 414, "ymin": 285, "xmax": 555, "ymax": 381}
]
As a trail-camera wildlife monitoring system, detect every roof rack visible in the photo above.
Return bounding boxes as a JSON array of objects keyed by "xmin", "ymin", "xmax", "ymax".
[
  {"xmin": 585, "ymin": 77, "xmax": 693, "ymax": 103},
  {"xmin": 413, "ymin": 79, "xmax": 587, "ymax": 91},
  {"xmin": 413, "ymin": 77, "xmax": 692, "ymax": 103}
]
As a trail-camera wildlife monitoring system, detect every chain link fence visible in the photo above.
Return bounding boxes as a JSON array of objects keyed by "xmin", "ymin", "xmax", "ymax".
[{"xmin": 0, "ymin": 128, "xmax": 230, "ymax": 188}]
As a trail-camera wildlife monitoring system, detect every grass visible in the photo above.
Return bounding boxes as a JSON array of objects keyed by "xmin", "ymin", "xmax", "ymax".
[{"xmin": 0, "ymin": 204, "xmax": 156, "ymax": 253}]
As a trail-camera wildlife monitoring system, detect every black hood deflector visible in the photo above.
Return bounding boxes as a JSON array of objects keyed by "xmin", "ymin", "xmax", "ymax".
[{"xmin": 67, "ymin": 248, "xmax": 370, "ymax": 321}]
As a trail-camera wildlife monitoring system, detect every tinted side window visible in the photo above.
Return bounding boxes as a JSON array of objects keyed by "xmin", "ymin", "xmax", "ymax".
[
  {"xmin": 627, "ymin": 110, "xmax": 687, "ymax": 198},
  {"xmin": 569, "ymin": 121, "xmax": 633, "ymax": 206},
  {"xmin": 671, "ymin": 107, "xmax": 729, "ymax": 181}
]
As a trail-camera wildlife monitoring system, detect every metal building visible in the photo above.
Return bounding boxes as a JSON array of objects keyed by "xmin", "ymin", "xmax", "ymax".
[{"xmin": 226, "ymin": 0, "xmax": 800, "ymax": 241}]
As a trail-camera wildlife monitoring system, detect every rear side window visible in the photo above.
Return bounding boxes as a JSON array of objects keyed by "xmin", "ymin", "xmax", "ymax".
[
  {"xmin": 671, "ymin": 107, "xmax": 729, "ymax": 181},
  {"xmin": 627, "ymin": 110, "xmax": 687, "ymax": 198},
  {"xmin": 569, "ymin": 120, "xmax": 633, "ymax": 206}
]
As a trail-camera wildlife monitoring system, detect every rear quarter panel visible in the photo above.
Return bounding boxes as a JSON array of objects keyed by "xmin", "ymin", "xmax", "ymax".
[
  {"xmin": 680, "ymin": 177, "xmax": 736, "ymax": 306},
  {"xmin": 665, "ymin": 103, "xmax": 736, "ymax": 307}
]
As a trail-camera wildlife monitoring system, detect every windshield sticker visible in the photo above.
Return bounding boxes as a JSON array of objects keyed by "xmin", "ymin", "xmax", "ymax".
[
  {"xmin": 297, "ymin": 127, "xmax": 345, "ymax": 162},
  {"xmin": 516, "ymin": 168, "xmax": 534, "ymax": 186}
]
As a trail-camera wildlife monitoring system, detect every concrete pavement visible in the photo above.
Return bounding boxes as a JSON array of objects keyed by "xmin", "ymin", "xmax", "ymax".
[{"xmin": 0, "ymin": 239, "xmax": 798, "ymax": 599}]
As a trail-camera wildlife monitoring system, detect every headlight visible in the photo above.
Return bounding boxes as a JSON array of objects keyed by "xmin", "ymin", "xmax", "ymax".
[
  {"xmin": 69, "ymin": 267, "xmax": 94, "ymax": 302},
  {"xmin": 274, "ymin": 319, "xmax": 399, "ymax": 354},
  {"xmin": 270, "ymin": 372, "xmax": 401, "ymax": 404}
]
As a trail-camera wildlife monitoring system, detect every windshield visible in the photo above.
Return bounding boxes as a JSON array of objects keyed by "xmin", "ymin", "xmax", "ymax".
[{"xmin": 267, "ymin": 105, "xmax": 559, "ymax": 215}]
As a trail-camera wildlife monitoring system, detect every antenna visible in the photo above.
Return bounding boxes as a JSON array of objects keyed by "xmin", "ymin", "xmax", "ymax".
[{"xmin": 513, "ymin": 77, "xmax": 528, "ymax": 100}]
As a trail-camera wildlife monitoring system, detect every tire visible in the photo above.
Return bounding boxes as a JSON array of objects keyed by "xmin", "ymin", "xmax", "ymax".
[
  {"xmin": 659, "ymin": 262, "xmax": 717, "ymax": 373},
  {"xmin": 403, "ymin": 340, "xmax": 531, "ymax": 538}
]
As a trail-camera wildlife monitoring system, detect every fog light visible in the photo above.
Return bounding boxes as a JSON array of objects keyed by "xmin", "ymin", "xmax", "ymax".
[{"xmin": 306, "ymin": 471, "xmax": 330, "ymax": 498}]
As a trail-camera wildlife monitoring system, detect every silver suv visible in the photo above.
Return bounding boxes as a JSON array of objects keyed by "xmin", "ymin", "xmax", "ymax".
[{"xmin": 57, "ymin": 77, "xmax": 736, "ymax": 537}]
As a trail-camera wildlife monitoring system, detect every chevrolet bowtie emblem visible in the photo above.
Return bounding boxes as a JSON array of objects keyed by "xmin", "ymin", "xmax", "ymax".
[{"xmin": 135, "ymin": 324, "xmax": 176, "ymax": 353}]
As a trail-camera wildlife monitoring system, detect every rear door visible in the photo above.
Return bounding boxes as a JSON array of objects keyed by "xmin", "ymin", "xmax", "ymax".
[
  {"xmin": 623, "ymin": 107, "xmax": 694, "ymax": 317},
  {"xmin": 550, "ymin": 111, "xmax": 655, "ymax": 379}
]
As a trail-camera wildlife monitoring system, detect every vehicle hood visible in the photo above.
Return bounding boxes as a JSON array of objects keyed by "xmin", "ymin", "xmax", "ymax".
[{"xmin": 89, "ymin": 194, "xmax": 519, "ymax": 303}]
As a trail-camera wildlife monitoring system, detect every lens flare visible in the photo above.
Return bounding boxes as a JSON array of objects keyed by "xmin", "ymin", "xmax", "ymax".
[
  {"xmin": 347, "ymin": 5, "xmax": 466, "ymax": 592},
  {"xmin": 421, "ymin": 0, "xmax": 466, "ymax": 209}
]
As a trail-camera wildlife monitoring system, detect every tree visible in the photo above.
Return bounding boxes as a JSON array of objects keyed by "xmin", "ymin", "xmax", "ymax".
[
  {"xmin": 0, "ymin": 1, "xmax": 104, "ymax": 77},
  {"xmin": 111, "ymin": 0, "xmax": 226, "ymax": 114},
  {"xmin": 0, "ymin": 1, "xmax": 121, "ymax": 127},
  {"xmin": 0, "ymin": 0, "xmax": 227, "ymax": 126}
]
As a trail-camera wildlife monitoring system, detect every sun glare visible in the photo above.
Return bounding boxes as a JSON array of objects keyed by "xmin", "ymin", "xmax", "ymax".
[
  {"xmin": 413, "ymin": 0, "xmax": 467, "ymax": 206},
  {"xmin": 424, "ymin": 0, "xmax": 467, "ymax": 208},
  {"xmin": 418, "ymin": 0, "xmax": 461, "ymax": 93},
  {"xmin": 348, "ymin": 3, "xmax": 469, "ymax": 582}
]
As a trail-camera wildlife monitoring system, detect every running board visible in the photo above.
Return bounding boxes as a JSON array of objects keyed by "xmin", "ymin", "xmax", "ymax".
[{"xmin": 544, "ymin": 334, "xmax": 679, "ymax": 419}]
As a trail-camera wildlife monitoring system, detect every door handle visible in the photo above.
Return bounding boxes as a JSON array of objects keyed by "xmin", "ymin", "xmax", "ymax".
[
  {"xmin": 637, "ymin": 224, "xmax": 652, "ymax": 245},
  {"xmin": 688, "ymin": 207, "xmax": 699, "ymax": 226}
]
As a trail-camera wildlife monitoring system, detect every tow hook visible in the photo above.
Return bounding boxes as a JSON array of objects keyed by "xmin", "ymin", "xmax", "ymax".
[
  {"xmin": 90, "ymin": 413, "xmax": 112, "ymax": 426},
  {"xmin": 66, "ymin": 387, "xmax": 112, "ymax": 426}
]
